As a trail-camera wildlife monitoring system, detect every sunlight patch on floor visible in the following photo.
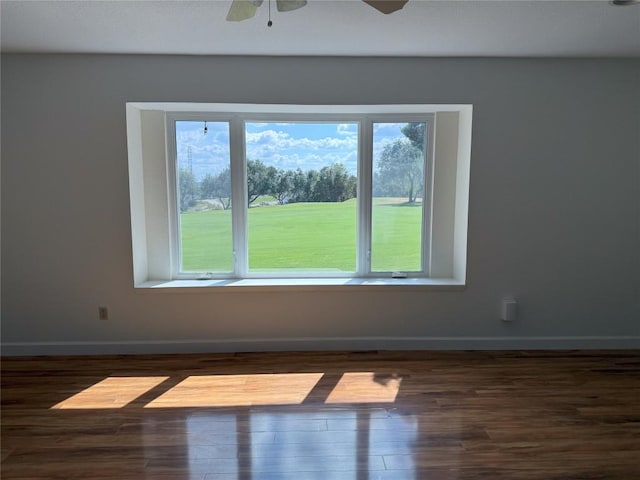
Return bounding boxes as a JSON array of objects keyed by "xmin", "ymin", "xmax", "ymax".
[
  {"xmin": 145, "ymin": 373, "xmax": 324, "ymax": 408},
  {"xmin": 52, "ymin": 376, "xmax": 169, "ymax": 409},
  {"xmin": 325, "ymin": 372, "xmax": 402, "ymax": 404}
]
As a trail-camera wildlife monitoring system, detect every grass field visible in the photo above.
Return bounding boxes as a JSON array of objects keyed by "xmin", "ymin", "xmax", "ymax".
[{"xmin": 180, "ymin": 198, "xmax": 422, "ymax": 273}]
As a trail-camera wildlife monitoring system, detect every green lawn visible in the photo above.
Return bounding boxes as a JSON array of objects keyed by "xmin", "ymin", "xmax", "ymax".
[{"xmin": 180, "ymin": 198, "xmax": 422, "ymax": 273}]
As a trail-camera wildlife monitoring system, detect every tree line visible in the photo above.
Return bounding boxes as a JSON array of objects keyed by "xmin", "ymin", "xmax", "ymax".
[
  {"xmin": 179, "ymin": 122, "xmax": 426, "ymax": 212},
  {"xmin": 179, "ymin": 161, "xmax": 357, "ymax": 212}
]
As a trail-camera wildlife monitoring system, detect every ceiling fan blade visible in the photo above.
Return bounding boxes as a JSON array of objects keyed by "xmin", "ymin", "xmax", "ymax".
[
  {"xmin": 276, "ymin": 0, "xmax": 307, "ymax": 12},
  {"xmin": 226, "ymin": 0, "xmax": 264, "ymax": 21},
  {"xmin": 362, "ymin": 0, "xmax": 409, "ymax": 14}
]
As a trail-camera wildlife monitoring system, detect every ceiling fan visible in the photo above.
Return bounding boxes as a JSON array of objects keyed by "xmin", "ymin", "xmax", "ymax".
[{"xmin": 226, "ymin": 0, "xmax": 409, "ymax": 23}]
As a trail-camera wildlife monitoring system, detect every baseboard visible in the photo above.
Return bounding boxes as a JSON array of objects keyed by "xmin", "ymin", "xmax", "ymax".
[{"xmin": 2, "ymin": 336, "xmax": 639, "ymax": 356}]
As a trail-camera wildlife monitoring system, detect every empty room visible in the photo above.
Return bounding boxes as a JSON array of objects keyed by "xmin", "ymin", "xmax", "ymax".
[{"xmin": 1, "ymin": 0, "xmax": 639, "ymax": 479}]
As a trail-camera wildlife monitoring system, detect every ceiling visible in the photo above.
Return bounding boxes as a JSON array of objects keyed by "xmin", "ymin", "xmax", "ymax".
[{"xmin": 1, "ymin": 0, "xmax": 639, "ymax": 58}]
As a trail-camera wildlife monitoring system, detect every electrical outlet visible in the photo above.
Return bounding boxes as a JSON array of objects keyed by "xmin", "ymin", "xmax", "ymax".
[{"xmin": 98, "ymin": 306, "xmax": 109, "ymax": 320}]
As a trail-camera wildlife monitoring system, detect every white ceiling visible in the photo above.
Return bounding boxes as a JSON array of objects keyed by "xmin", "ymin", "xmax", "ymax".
[{"xmin": 1, "ymin": 0, "xmax": 639, "ymax": 57}]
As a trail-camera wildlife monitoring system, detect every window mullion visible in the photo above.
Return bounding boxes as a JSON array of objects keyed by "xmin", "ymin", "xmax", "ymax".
[
  {"xmin": 422, "ymin": 117, "xmax": 435, "ymax": 276},
  {"xmin": 230, "ymin": 117, "xmax": 247, "ymax": 277},
  {"xmin": 357, "ymin": 118, "xmax": 373, "ymax": 276},
  {"xmin": 165, "ymin": 114, "xmax": 181, "ymax": 278}
]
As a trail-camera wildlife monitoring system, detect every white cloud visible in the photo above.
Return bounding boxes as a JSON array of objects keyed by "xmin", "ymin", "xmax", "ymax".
[
  {"xmin": 266, "ymin": 150, "xmax": 358, "ymax": 174},
  {"xmin": 176, "ymin": 123, "xmax": 234, "ymax": 179},
  {"xmin": 337, "ymin": 123, "xmax": 358, "ymax": 136},
  {"xmin": 373, "ymin": 123, "xmax": 404, "ymax": 135},
  {"xmin": 176, "ymin": 122, "xmax": 376, "ymax": 178},
  {"xmin": 245, "ymin": 129, "xmax": 358, "ymax": 173},
  {"xmin": 245, "ymin": 129, "xmax": 357, "ymax": 151}
]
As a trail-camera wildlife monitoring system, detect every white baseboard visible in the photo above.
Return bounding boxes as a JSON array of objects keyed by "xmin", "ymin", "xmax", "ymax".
[{"xmin": 2, "ymin": 336, "xmax": 639, "ymax": 356}]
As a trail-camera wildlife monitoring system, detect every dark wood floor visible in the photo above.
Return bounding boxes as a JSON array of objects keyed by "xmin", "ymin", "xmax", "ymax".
[{"xmin": 2, "ymin": 350, "xmax": 639, "ymax": 479}]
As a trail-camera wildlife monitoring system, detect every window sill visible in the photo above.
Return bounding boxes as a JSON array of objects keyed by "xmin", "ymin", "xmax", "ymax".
[{"xmin": 135, "ymin": 277, "xmax": 466, "ymax": 292}]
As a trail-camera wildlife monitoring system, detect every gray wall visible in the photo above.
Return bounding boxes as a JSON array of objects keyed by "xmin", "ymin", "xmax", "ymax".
[{"xmin": 2, "ymin": 55, "xmax": 639, "ymax": 354}]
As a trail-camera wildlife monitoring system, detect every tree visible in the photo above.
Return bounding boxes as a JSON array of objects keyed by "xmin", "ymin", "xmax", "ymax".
[
  {"xmin": 178, "ymin": 168, "xmax": 199, "ymax": 212},
  {"xmin": 270, "ymin": 169, "xmax": 294, "ymax": 205},
  {"xmin": 401, "ymin": 122, "xmax": 425, "ymax": 150},
  {"xmin": 314, "ymin": 163, "xmax": 356, "ymax": 202},
  {"xmin": 377, "ymin": 139, "xmax": 424, "ymax": 203},
  {"xmin": 247, "ymin": 160, "xmax": 275, "ymax": 205},
  {"xmin": 201, "ymin": 168, "xmax": 231, "ymax": 210},
  {"xmin": 200, "ymin": 173, "xmax": 216, "ymax": 199},
  {"xmin": 346, "ymin": 174, "xmax": 357, "ymax": 200},
  {"xmin": 290, "ymin": 169, "xmax": 308, "ymax": 203},
  {"xmin": 305, "ymin": 169, "xmax": 320, "ymax": 202}
]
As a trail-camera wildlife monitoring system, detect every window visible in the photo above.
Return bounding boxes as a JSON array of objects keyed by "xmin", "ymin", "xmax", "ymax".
[
  {"xmin": 244, "ymin": 122, "xmax": 359, "ymax": 274},
  {"xmin": 371, "ymin": 122, "xmax": 428, "ymax": 273},
  {"xmin": 169, "ymin": 114, "xmax": 432, "ymax": 279},
  {"xmin": 175, "ymin": 121, "xmax": 233, "ymax": 274},
  {"xmin": 126, "ymin": 104, "xmax": 472, "ymax": 287}
]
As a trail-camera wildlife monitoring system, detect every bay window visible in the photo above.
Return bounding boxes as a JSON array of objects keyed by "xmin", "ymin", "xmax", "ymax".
[{"xmin": 126, "ymin": 104, "xmax": 471, "ymax": 288}]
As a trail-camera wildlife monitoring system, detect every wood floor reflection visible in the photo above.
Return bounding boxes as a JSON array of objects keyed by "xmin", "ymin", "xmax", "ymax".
[{"xmin": 2, "ymin": 350, "xmax": 639, "ymax": 479}]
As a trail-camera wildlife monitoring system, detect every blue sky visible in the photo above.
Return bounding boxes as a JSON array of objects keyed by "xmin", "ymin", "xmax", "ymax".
[{"xmin": 175, "ymin": 121, "xmax": 411, "ymax": 180}]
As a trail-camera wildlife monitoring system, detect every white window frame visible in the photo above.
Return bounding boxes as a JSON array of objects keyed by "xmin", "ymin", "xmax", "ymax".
[
  {"xmin": 126, "ymin": 103, "xmax": 472, "ymax": 289},
  {"xmin": 367, "ymin": 116, "xmax": 435, "ymax": 277},
  {"xmin": 166, "ymin": 111, "xmax": 434, "ymax": 280}
]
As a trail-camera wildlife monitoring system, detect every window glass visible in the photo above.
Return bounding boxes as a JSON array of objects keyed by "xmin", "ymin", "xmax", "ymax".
[
  {"xmin": 175, "ymin": 121, "xmax": 233, "ymax": 273},
  {"xmin": 170, "ymin": 115, "xmax": 434, "ymax": 278},
  {"xmin": 245, "ymin": 122, "xmax": 358, "ymax": 273},
  {"xmin": 371, "ymin": 122, "xmax": 426, "ymax": 272}
]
